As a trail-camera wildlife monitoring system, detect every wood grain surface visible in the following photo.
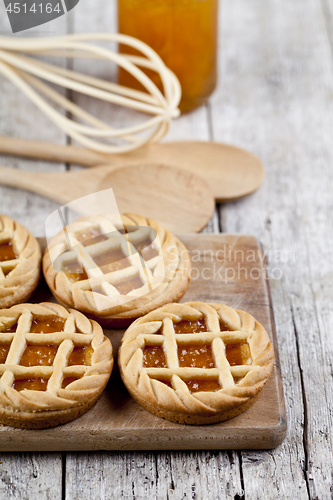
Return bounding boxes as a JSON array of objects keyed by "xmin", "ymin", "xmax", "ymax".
[
  {"xmin": 0, "ymin": 0, "xmax": 332, "ymax": 498},
  {"xmin": 0, "ymin": 234, "xmax": 286, "ymax": 452}
]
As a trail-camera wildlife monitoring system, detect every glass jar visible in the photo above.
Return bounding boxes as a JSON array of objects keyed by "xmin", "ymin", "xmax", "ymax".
[{"xmin": 118, "ymin": 0, "xmax": 218, "ymax": 113}]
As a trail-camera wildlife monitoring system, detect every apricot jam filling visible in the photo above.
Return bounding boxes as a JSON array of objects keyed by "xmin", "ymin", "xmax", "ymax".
[
  {"xmin": 13, "ymin": 377, "xmax": 48, "ymax": 391},
  {"xmin": 62, "ymin": 259, "xmax": 88, "ymax": 283},
  {"xmin": 0, "ymin": 344, "xmax": 10, "ymax": 363},
  {"xmin": 68, "ymin": 346, "xmax": 93, "ymax": 366},
  {"xmin": 75, "ymin": 227, "xmax": 108, "ymax": 246},
  {"xmin": 156, "ymin": 379, "xmax": 172, "ymax": 388},
  {"xmin": 173, "ymin": 318, "xmax": 207, "ymax": 334},
  {"xmin": 178, "ymin": 344, "xmax": 215, "ymax": 368},
  {"xmin": 220, "ymin": 320, "xmax": 230, "ymax": 331},
  {"xmin": 2, "ymin": 268, "xmax": 12, "ymax": 277},
  {"xmin": 62, "ymin": 376, "xmax": 79, "ymax": 388},
  {"xmin": 0, "ymin": 241, "xmax": 18, "ymax": 262},
  {"xmin": 225, "ymin": 342, "xmax": 252, "ymax": 366},
  {"xmin": 233, "ymin": 376, "xmax": 244, "ymax": 385},
  {"xmin": 142, "ymin": 346, "xmax": 167, "ymax": 368},
  {"xmin": 183, "ymin": 379, "xmax": 221, "ymax": 393},
  {"xmin": 20, "ymin": 345, "xmax": 58, "ymax": 366},
  {"xmin": 30, "ymin": 317, "xmax": 65, "ymax": 334},
  {"xmin": 0, "ymin": 323, "xmax": 18, "ymax": 333},
  {"xmin": 154, "ymin": 378, "xmax": 221, "ymax": 393},
  {"xmin": 134, "ymin": 238, "xmax": 159, "ymax": 261},
  {"xmin": 93, "ymin": 249, "xmax": 130, "ymax": 274},
  {"xmin": 115, "ymin": 276, "xmax": 144, "ymax": 295}
]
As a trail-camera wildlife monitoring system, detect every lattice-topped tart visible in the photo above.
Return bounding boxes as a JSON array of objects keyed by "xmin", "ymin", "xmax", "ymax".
[
  {"xmin": 119, "ymin": 302, "xmax": 274, "ymax": 425},
  {"xmin": 0, "ymin": 215, "xmax": 42, "ymax": 309},
  {"xmin": 0, "ymin": 302, "xmax": 113, "ymax": 429},
  {"xmin": 43, "ymin": 213, "xmax": 191, "ymax": 327}
]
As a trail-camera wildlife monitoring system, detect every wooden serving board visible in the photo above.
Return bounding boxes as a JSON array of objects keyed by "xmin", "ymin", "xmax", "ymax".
[{"xmin": 0, "ymin": 234, "xmax": 286, "ymax": 451}]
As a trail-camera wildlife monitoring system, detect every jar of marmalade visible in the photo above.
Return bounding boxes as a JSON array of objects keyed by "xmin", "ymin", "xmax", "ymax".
[{"xmin": 118, "ymin": 0, "xmax": 218, "ymax": 113}]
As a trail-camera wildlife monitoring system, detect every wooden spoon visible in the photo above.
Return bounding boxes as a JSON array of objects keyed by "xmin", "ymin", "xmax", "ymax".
[
  {"xmin": 0, "ymin": 137, "xmax": 265, "ymax": 202},
  {"xmin": 0, "ymin": 163, "xmax": 215, "ymax": 234}
]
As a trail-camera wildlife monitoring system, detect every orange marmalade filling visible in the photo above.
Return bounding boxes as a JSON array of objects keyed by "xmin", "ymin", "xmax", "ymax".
[
  {"xmin": 75, "ymin": 227, "xmax": 108, "ymax": 246},
  {"xmin": 0, "ymin": 241, "xmax": 18, "ymax": 262},
  {"xmin": 0, "ymin": 344, "xmax": 10, "ymax": 363},
  {"xmin": 115, "ymin": 276, "xmax": 144, "ymax": 295},
  {"xmin": 225, "ymin": 343, "xmax": 252, "ymax": 366},
  {"xmin": 134, "ymin": 238, "xmax": 159, "ymax": 261},
  {"xmin": 68, "ymin": 346, "xmax": 93, "ymax": 366},
  {"xmin": 184, "ymin": 379, "xmax": 221, "ymax": 393},
  {"xmin": 142, "ymin": 345, "xmax": 167, "ymax": 368},
  {"xmin": 20, "ymin": 345, "xmax": 58, "ymax": 366},
  {"xmin": 174, "ymin": 318, "xmax": 207, "ymax": 334},
  {"xmin": 93, "ymin": 249, "xmax": 130, "ymax": 274},
  {"xmin": 62, "ymin": 376, "xmax": 79, "ymax": 388},
  {"xmin": 13, "ymin": 377, "xmax": 48, "ymax": 391},
  {"xmin": 62, "ymin": 259, "xmax": 88, "ymax": 283},
  {"xmin": 178, "ymin": 344, "xmax": 215, "ymax": 368},
  {"xmin": 30, "ymin": 317, "xmax": 65, "ymax": 334}
]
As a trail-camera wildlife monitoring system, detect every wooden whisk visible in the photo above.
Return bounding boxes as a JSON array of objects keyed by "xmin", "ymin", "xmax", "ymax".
[{"xmin": 0, "ymin": 33, "xmax": 181, "ymax": 154}]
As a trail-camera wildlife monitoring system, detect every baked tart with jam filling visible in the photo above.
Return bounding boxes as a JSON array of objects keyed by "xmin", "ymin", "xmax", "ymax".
[
  {"xmin": 0, "ymin": 214, "xmax": 41, "ymax": 309},
  {"xmin": 0, "ymin": 302, "xmax": 113, "ymax": 429},
  {"xmin": 119, "ymin": 302, "xmax": 274, "ymax": 425},
  {"xmin": 43, "ymin": 213, "xmax": 191, "ymax": 327}
]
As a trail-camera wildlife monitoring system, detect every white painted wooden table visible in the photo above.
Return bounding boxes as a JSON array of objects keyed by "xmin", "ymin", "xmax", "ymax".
[{"xmin": 0, "ymin": 0, "xmax": 332, "ymax": 498}]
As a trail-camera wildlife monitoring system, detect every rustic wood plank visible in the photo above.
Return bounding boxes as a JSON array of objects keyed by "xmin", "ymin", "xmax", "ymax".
[
  {"xmin": 0, "ymin": 453, "xmax": 63, "ymax": 500},
  {"xmin": 155, "ymin": 451, "xmax": 243, "ymax": 500},
  {"xmin": 211, "ymin": 0, "xmax": 333, "ymax": 497},
  {"xmin": 0, "ymin": 7, "xmax": 68, "ymax": 498},
  {"xmin": 66, "ymin": 450, "xmax": 244, "ymax": 500}
]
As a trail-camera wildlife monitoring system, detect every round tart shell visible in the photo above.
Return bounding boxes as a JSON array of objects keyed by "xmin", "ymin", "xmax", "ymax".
[
  {"xmin": 0, "ymin": 390, "xmax": 104, "ymax": 429},
  {"xmin": 0, "ymin": 215, "xmax": 42, "ymax": 309},
  {"xmin": 119, "ymin": 302, "xmax": 275, "ymax": 425},
  {"xmin": 0, "ymin": 302, "xmax": 113, "ymax": 429},
  {"xmin": 43, "ymin": 213, "xmax": 192, "ymax": 328}
]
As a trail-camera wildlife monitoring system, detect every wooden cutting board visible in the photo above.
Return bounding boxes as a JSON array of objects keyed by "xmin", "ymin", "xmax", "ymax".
[{"xmin": 0, "ymin": 234, "xmax": 286, "ymax": 451}]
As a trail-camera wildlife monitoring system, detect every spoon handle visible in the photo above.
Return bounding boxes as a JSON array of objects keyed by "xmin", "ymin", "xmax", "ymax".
[
  {"xmin": 0, "ymin": 136, "xmax": 115, "ymax": 167},
  {"xmin": 0, "ymin": 164, "xmax": 37, "ymax": 191},
  {"xmin": 0, "ymin": 164, "xmax": 71, "ymax": 205}
]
